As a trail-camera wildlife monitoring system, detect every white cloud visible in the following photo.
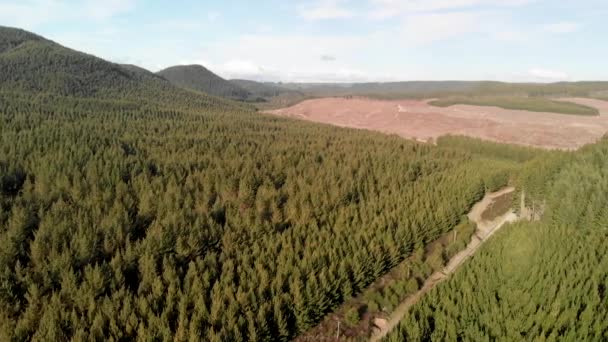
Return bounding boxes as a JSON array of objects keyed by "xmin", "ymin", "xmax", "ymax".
[
  {"xmin": 207, "ymin": 11, "xmax": 221, "ymax": 22},
  {"xmin": 299, "ymin": 0, "xmax": 355, "ymax": 20},
  {"xmin": 400, "ymin": 12, "xmax": 482, "ymax": 44},
  {"xmin": 221, "ymin": 60, "xmax": 267, "ymax": 78},
  {"xmin": 179, "ymin": 32, "xmax": 399, "ymax": 82},
  {"xmin": 0, "ymin": 0, "xmax": 137, "ymax": 29},
  {"xmin": 528, "ymin": 68, "xmax": 569, "ymax": 81},
  {"xmin": 542, "ymin": 22, "xmax": 580, "ymax": 34},
  {"xmin": 492, "ymin": 29, "xmax": 529, "ymax": 42},
  {"xmin": 321, "ymin": 54, "xmax": 336, "ymax": 61},
  {"xmin": 82, "ymin": 0, "xmax": 137, "ymax": 20},
  {"xmin": 369, "ymin": 0, "xmax": 533, "ymax": 18}
]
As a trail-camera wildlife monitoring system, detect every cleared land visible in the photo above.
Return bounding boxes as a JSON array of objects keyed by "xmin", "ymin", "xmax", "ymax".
[
  {"xmin": 429, "ymin": 96, "xmax": 599, "ymax": 116},
  {"xmin": 269, "ymin": 97, "xmax": 608, "ymax": 149}
]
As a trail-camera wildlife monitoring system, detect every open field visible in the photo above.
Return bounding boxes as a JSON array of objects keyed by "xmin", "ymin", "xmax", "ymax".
[
  {"xmin": 269, "ymin": 97, "xmax": 608, "ymax": 150},
  {"xmin": 429, "ymin": 96, "xmax": 599, "ymax": 116}
]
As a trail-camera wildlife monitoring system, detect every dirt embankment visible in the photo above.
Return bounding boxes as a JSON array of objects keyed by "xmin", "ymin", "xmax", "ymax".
[
  {"xmin": 369, "ymin": 187, "xmax": 517, "ymax": 342},
  {"xmin": 269, "ymin": 97, "xmax": 608, "ymax": 150}
]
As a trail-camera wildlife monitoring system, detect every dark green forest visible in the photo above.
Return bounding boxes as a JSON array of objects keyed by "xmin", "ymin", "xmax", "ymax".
[
  {"xmin": 0, "ymin": 85, "xmax": 538, "ymax": 341},
  {"xmin": 385, "ymin": 141, "xmax": 608, "ymax": 340},
  {"xmin": 157, "ymin": 65, "xmax": 251, "ymax": 101},
  {"xmin": 0, "ymin": 26, "xmax": 539, "ymax": 341},
  {"xmin": 1, "ymin": 25, "xmax": 606, "ymax": 341}
]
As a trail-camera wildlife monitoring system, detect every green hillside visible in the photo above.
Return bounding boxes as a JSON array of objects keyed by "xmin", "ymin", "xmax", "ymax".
[
  {"xmin": 275, "ymin": 80, "xmax": 608, "ymax": 100},
  {"xmin": 0, "ymin": 26, "xmax": 241, "ymax": 112},
  {"xmin": 385, "ymin": 141, "xmax": 608, "ymax": 341},
  {"xmin": 158, "ymin": 64, "xmax": 250, "ymax": 100},
  {"xmin": 1, "ymin": 25, "xmax": 607, "ymax": 342},
  {"xmin": 0, "ymin": 27, "xmax": 547, "ymax": 341},
  {"xmin": 119, "ymin": 63, "xmax": 163, "ymax": 78},
  {"xmin": 0, "ymin": 26, "xmax": 47, "ymax": 53},
  {"xmin": 230, "ymin": 79, "xmax": 301, "ymax": 98}
]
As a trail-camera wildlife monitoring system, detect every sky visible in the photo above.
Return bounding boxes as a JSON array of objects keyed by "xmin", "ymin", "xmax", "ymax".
[{"xmin": 1, "ymin": 0, "xmax": 607, "ymax": 83}]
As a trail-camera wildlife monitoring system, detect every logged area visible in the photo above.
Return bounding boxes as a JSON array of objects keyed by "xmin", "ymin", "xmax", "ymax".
[{"xmin": 270, "ymin": 97, "xmax": 608, "ymax": 149}]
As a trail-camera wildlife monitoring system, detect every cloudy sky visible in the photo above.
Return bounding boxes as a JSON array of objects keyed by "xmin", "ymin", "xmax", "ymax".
[{"xmin": 2, "ymin": 0, "xmax": 607, "ymax": 82}]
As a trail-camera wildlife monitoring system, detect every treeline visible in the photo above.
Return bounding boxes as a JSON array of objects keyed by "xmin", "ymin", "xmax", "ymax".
[
  {"xmin": 0, "ymin": 89, "xmax": 537, "ymax": 341},
  {"xmin": 157, "ymin": 65, "xmax": 251, "ymax": 101},
  {"xmin": 430, "ymin": 96, "xmax": 599, "ymax": 116},
  {"xmin": 385, "ymin": 138, "xmax": 608, "ymax": 341}
]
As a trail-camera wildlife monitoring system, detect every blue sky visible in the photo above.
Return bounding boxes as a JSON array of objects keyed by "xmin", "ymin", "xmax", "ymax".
[{"xmin": 1, "ymin": 0, "xmax": 607, "ymax": 82}]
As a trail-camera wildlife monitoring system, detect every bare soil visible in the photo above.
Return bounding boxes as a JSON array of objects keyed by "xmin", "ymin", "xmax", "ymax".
[
  {"xmin": 481, "ymin": 191, "xmax": 514, "ymax": 221},
  {"xmin": 559, "ymin": 97, "xmax": 608, "ymax": 115},
  {"xmin": 269, "ymin": 97, "xmax": 608, "ymax": 150}
]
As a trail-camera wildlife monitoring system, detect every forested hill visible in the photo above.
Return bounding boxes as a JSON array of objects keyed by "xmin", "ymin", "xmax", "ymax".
[
  {"xmin": 230, "ymin": 79, "xmax": 302, "ymax": 99},
  {"xmin": 0, "ymin": 26, "xmax": 47, "ymax": 53},
  {"xmin": 0, "ymin": 26, "xmax": 245, "ymax": 112},
  {"xmin": 158, "ymin": 64, "xmax": 251, "ymax": 100},
  {"xmin": 386, "ymin": 139, "xmax": 608, "ymax": 341},
  {"xmin": 119, "ymin": 64, "xmax": 164, "ymax": 79},
  {"xmin": 0, "ymin": 25, "xmax": 554, "ymax": 342}
]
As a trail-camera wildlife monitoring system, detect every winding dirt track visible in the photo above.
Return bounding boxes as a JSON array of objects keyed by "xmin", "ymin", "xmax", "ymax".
[{"xmin": 369, "ymin": 187, "xmax": 517, "ymax": 342}]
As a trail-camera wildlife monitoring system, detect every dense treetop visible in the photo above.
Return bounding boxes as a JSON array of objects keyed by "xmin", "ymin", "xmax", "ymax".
[
  {"xmin": 385, "ymin": 139, "xmax": 608, "ymax": 341},
  {"xmin": 229, "ymin": 79, "xmax": 302, "ymax": 100},
  {"xmin": 0, "ymin": 26, "xmax": 47, "ymax": 53},
  {"xmin": 0, "ymin": 26, "xmax": 554, "ymax": 342},
  {"xmin": 1, "ymin": 25, "xmax": 602, "ymax": 342}
]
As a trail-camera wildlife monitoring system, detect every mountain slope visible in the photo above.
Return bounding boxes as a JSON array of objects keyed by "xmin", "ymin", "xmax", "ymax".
[
  {"xmin": 0, "ymin": 26, "xmax": 46, "ymax": 53},
  {"xmin": 119, "ymin": 63, "xmax": 162, "ymax": 78},
  {"xmin": 0, "ymin": 26, "xmax": 244, "ymax": 112},
  {"xmin": 230, "ymin": 79, "xmax": 300, "ymax": 98},
  {"xmin": 158, "ymin": 64, "xmax": 250, "ymax": 100}
]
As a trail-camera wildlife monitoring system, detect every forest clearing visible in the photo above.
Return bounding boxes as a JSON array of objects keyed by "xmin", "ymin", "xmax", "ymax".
[{"xmin": 269, "ymin": 97, "xmax": 608, "ymax": 150}]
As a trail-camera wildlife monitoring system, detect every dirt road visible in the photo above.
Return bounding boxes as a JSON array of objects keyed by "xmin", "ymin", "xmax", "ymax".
[{"xmin": 369, "ymin": 187, "xmax": 517, "ymax": 342}]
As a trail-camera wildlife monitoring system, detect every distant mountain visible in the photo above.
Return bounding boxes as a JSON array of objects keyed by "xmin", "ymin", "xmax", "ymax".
[
  {"xmin": 119, "ymin": 63, "xmax": 159, "ymax": 77},
  {"xmin": 230, "ymin": 79, "xmax": 302, "ymax": 99},
  {"xmin": 272, "ymin": 80, "xmax": 608, "ymax": 99},
  {"xmin": 0, "ymin": 26, "xmax": 244, "ymax": 111},
  {"xmin": 158, "ymin": 65, "xmax": 250, "ymax": 100}
]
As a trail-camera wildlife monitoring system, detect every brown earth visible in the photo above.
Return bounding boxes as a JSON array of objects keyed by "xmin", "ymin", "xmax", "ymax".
[{"xmin": 268, "ymin": 97, "xmax": 608, "ymax": 150}]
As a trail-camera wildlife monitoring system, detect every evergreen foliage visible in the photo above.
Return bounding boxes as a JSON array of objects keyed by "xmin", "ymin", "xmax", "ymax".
[
  {"xmin": 158, "ymin": 65, "xmax": 251, "ymax": 101},
  {"xmin": 385, "ymin": 139, "xmax": 608, "ymax": 341},
  {"xmin": 0, "ymin": 93, "xmax": 523, "ymax": 340},
  {"xmin": 2, "ymin": 25, "xmax": 596, "ymax": 342},
  {"xmin": 430, "ymin": 96, "xmax": 599, "ymax": 116}
]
